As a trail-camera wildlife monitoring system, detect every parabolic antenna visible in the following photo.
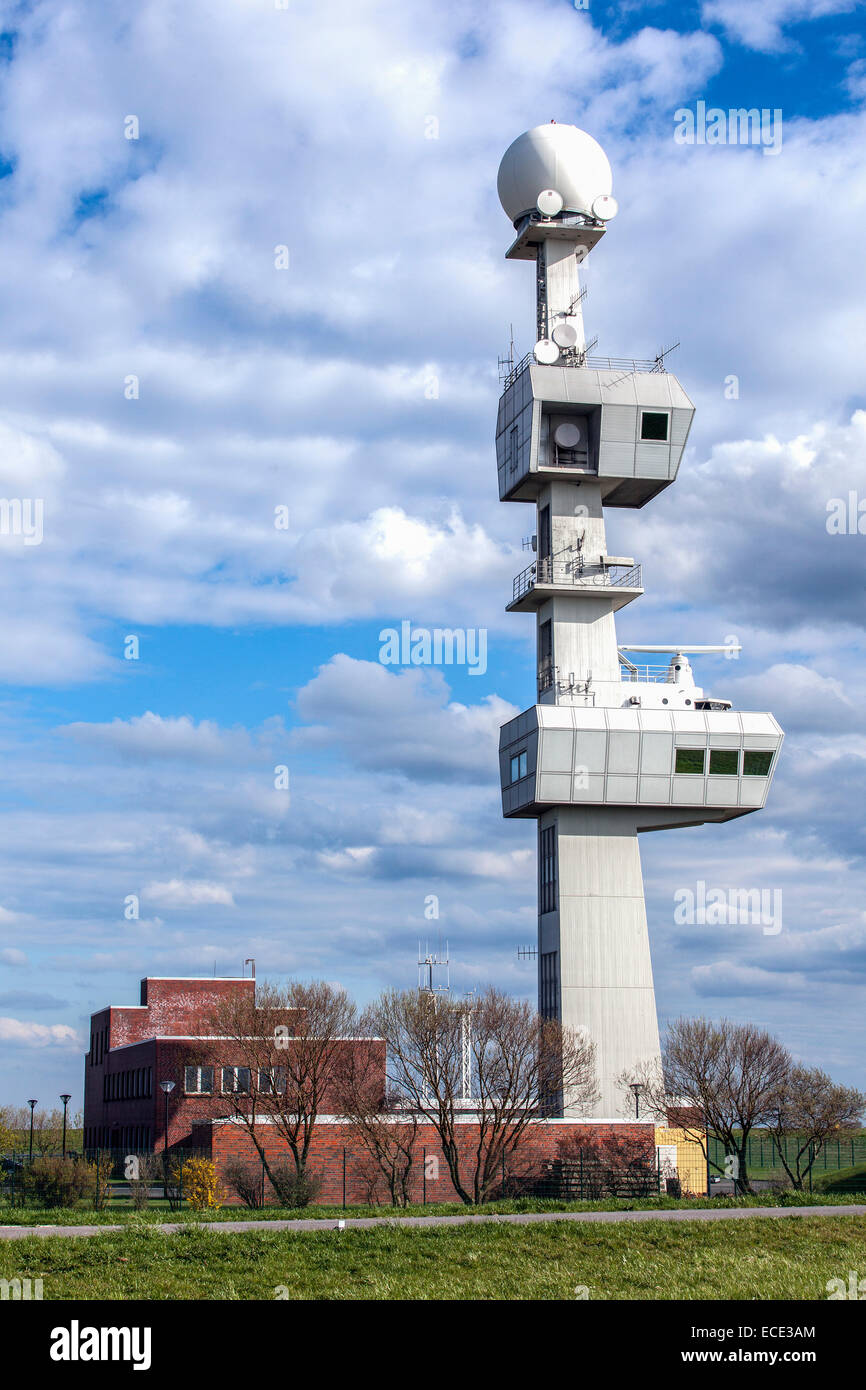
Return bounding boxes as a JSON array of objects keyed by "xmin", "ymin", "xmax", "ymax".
[
  {"xmin": 591, "ymin": 194, "xmax": 619, "ymax": 221},
  {"xmin": 534, "ymin": 338, "xmax": 560, "ymax": 365},
  {"xmin": 552, "ymin": 322, "xmax": 578, "ymax": 348},
  {"xmin": 498, "ymin": 123, "xmax": 613, "ymax": 223},
  {"xmin": 554, "ymin": 421, "xmax": 582, "ymax": 448},
  {"xmin": 536, "ymin": 188, "xmax": 564, "ymax": 216}
]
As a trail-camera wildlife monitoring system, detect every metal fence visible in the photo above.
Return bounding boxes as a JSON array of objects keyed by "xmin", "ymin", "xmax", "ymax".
[
  {"xmin": 707, "ymin": 1134, "xmax": 866, "ymax": 1179},
  {"xmin": 0, "ymin": 1149, "xmax": 209, "ymax": 1208}
]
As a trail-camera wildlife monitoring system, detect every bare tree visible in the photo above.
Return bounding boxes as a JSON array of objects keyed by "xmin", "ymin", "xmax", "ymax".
[
  {"xmin": 368, "ymin": 986, "xmax": 598, "ymax": 1205},
  {"xmin": 766, "ymin": 1065, "xmax": 864, "ymax": 1189},
  {"xmin": 661, "ymin": 1017, "xmax": 791, "ymax": 1194},
  {"xmin": 204, "ymin": 978, "xmax": 359, "ymax": 1197}
]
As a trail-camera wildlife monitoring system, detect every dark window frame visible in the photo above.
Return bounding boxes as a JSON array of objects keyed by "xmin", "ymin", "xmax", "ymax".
[{"xmin": 640, "ymin": 410, "xmax": 669, "ymax": 442}]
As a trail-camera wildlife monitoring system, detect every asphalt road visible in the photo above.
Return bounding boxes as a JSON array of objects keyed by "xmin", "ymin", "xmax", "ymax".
[{"xmin": 0, "ymin": 1203, "xmax": 864, "ymax": 1239}]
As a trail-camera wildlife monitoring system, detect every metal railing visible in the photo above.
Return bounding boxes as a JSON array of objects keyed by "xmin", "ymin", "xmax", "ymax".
[
  {"xmin": 513, "ymin": 558, "xmax": 642, "ymax": 605},
  {"xmin": 501, "ymin": 351, "xmax": 666, "ymax": 392},
  {"xmin": 619, "ymin": 663, "xmax": 677, "ymax": 684}
]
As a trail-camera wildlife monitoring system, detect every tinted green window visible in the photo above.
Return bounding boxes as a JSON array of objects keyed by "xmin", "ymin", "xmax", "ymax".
[
  {"xmin": 743, "ymin": 750, "xmax": 773, "ymax": 776},
  {"xmin": 640, "ymin": 411, "xmax": 669, "ymax": 441},
  {"xmin": 675, "ymin": 748, "xmax": 705, "ymax": 774},
  {"xmin": 709, "ymin": 749, "xmax": 739, "ymax": 776}
]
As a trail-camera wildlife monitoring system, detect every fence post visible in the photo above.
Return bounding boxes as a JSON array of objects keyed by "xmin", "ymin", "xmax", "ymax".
[
  {"xmin": 579, "ymin": 1147, "xmax": 583, "ymax": 1200},
  {"xmin": 342, "ymin": 1148, "xmax": 346, "ymax": 1210},
  {"xmin": 261, "ymin": 1154, "xmax": 266, "ymax": 1208},
  {"xmin": 501, "ymin": 1151, "xmax": 506, "ymax": 1197},
  {"xmin": 422, "ymin": 1147, "xmax": 427, "ymax": 1205}
]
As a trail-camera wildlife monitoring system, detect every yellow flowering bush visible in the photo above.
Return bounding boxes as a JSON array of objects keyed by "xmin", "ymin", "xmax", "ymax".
[{"xmin": 181, "ymin": 1157, "xmax": 223, "ymax": 1210}]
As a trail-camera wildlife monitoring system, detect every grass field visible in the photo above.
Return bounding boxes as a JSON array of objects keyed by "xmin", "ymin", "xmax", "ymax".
[
  {"xmin": 1, "ymin": 1190, "xmax": 865, "ymax": 1225},
  {"xmin": 1, "ymin": 1214, "xmax": 864, "ymax": 1300}
]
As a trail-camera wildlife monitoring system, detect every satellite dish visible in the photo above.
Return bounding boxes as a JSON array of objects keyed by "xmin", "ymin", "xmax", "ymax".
[
  {"xmin": 592, "ymin": 194, "xmax": 618, "ymax": 221},
  {"xmin": 536, "ymin": 188, "xmax": 564, "ymax": 217},
  {"xmin": 554, "ymin": 421, "xmax": 582, "ymax": 448},
  {"xmin": 534, "ymin": 338, "xmax": 560, "ymax": 365},
  {"xmin": 552, "ymin": 322, "xmax": 578, "ymax": 348}
]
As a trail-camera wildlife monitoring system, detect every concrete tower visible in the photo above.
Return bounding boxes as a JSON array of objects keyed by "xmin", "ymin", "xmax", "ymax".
[{"xmin": 495, "ymin": 124, "xmax": 783, "ymax": 1117}]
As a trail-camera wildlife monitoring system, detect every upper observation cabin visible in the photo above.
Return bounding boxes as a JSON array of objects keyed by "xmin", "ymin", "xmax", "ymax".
[{"xmin": 496, "ymin": 359, "xmax": 695, "ymax": 506}]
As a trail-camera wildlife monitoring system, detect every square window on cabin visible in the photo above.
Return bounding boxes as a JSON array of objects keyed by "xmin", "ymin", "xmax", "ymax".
[
  {"xmin": 709, "ymin": 749, "xmax": 739, "ymax": 776},
  {"xmin": 675, "ymin": 748, "xmax": 705, "ymax": 775},
  {"xmin": 510, "ymin": 750, "xmax": 528, "ymax": 783},
  {"xmin": 743, "ymin": 750, "xmax": 774, "ymax": 777},
  {"xmin": 640, "ymin": 411, "xmax": 669, "ymax": 442}
]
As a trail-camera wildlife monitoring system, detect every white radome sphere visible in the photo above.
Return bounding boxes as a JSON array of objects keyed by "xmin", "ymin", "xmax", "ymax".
[{"xmin": 497, "ymin": 123, "xmax": 613, "ymax": 223}]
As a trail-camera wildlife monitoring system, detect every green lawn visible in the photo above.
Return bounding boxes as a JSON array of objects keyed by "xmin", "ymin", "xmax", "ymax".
[
  {"xmin": 1, "ymin": 1215, "xmax": 864, "ymax": 1300},
  {"xmin": 1, "ymin": 1190, "xmax": 864, "ymax": 1225}
]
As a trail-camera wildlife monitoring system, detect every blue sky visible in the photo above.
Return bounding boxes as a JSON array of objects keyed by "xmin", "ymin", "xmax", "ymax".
[{"xmin": 0, "ymin": 0, "xmax": 864, "ymax": 1108}]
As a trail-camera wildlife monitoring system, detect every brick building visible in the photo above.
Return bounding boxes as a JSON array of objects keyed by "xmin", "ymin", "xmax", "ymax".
[{"xmin": 82, "ymin": 975, "xmax": 377, "ymax": 1155}]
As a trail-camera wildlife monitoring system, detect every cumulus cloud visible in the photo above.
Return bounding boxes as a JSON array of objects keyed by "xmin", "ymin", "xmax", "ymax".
[
  {"xmin": 701, "ymin": 0, "xmax": 859, "ymax": 51},
  {"xmin": 145, "ymin": 879, "xmax": 236, "ymax": 908},
  {"xmin": 294, "ymin": 655, "xmax": 517, "ymax": 781},
  {"xmin": 0, "ymin": 1018, "xmax": 80, "ymax": 1047}
]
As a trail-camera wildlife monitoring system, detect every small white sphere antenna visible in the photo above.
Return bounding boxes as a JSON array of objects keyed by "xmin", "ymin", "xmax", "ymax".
[
  {"xmin": 498, "ymin": 122, "xmax": 614, "ymax": 223},
  {"xmin": 534, "ymin": 338, "xmax": 560, "ymax": 365}
]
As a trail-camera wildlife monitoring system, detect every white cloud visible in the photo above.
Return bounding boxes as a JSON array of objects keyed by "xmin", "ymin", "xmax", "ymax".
[
  {"xmin": 701, "ymin": 0, "xmax": 860, "ymax": 51},
  {"xmin": 0, "ymin": 1017, "xmax": 80, "ymax": 1047},
  {"xmin": 145, "ymin": 879, "xmax": 236, "ymax": 908}
]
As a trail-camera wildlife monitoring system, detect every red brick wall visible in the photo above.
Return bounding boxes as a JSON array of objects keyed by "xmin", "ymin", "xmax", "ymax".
[
  {"xmin": 207, "ymin": 1119, "xmax": 656, "ymax": 1206},
  {"xmin": 84, "ymin": 1033, "xmax": 386, "ymax": 1153}
]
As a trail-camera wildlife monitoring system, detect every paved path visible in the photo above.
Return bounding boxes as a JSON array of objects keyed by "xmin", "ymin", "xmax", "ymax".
[{"xmin": 0, "ymin": 1204, "xmax": 863, "ymax": 1240}]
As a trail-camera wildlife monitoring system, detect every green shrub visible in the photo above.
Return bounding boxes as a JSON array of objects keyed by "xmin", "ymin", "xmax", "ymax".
[
  {"xmin": 25, "ymin": 1156, "xmax": 91, "ymax": 1208},
  {"xmin": 268, "ymin": 1163, "xmax": 321, "ymax": 1208}
]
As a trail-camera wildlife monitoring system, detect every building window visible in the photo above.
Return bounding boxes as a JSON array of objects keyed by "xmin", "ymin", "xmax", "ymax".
[
  {"xmin": 743, "ymin": 750, "xmax": 774, "ymax": 776},
  {"xmin": 185, "ymin": 1065, "xmax": 214, "ymax": 1095},
  {"xmin": 222, "ymin": 1066, "xmax": 251, "ymax": 1094},
  {"xmin": 640, "ymin": 411, "xmax": 669, "ymax": 441},
  {"xmin": 539, "ymin": 825, "xmax": 558, "ymax": 914},
  {"xmin": 675, "ymin": 748, "xmax": 705, "ymax": 774},
  {"xmin": 538, "ymin": 619, "xmax": 554, "ymax": 694},
  {"xmin": 259, "ymin": 1068, "xmax": 286, "ymax": 1095},
  {"xmin": 540, "ymin": 950, "xmax": 560, "ymax": 1021},
  {"xmin": 509, "ymin": 425, "xmax": 518, "ymax": 475},
  {"xmin": 510, "ymin": 749, "xmax": 528, "ymax": 783},
  {"xmin": 709, "ymin": 749, "xmax": 739, "ymax": 776}
]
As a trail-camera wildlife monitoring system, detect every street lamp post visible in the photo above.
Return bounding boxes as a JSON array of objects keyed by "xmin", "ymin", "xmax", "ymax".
[
  {"xmin": 629, "ymin": 1082, "xmax": 643, "ymax": 1120},
  {"xmin": 27, "ymin": 1099, "xmax": 37, "ymax": 1162},
  {"xmin": 60, "ymin": 1095, "xmax": 72, "ymax": 1158},
  {"xmin": 159, "ymin": 1080, "xmax": 175, "ymax": 1199}
]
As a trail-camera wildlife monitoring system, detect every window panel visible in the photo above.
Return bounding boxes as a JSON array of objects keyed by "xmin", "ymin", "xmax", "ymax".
[
  {"xmin": 708, "ymin": 749, "xmax": 739, "ymax": 776},
  {"xmin": 640, "ymin": 411, "xmax": 669, "ymax": 441},
  {"xmin": 675, "ymin": 748, "xmax": 705, "ymax": 774},
  {"xmin": 743, "ymin": 750, "xmax": 773, "ymax": 776}
]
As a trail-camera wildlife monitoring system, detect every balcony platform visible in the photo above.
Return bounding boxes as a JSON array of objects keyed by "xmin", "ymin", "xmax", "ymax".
[{"xmin": 507, "ymin": 560, "xmax": 644, "ymax": 613}]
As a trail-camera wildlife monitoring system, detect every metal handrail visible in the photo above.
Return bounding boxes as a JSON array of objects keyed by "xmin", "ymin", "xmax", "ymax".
[
  {"xmin": 501, "ymin": 352, "xmax": 665, "ymax": 392},
  {"xmin": 620, "ymin": 664, "xmax": 677, "ymax": 684},
  {"xmin": 513, "ymin": 559, "xmax": 642, "ymax": 604}
]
